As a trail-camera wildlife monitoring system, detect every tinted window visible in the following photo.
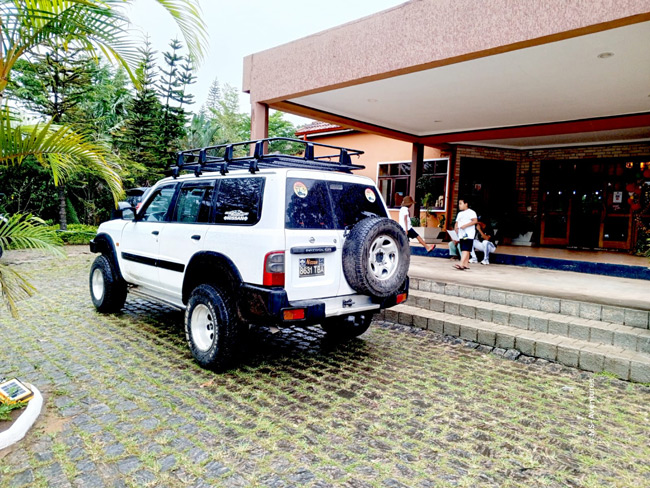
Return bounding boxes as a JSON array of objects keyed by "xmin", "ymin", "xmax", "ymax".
[
  {"xmin": 172, "ymin": 181, "xmax": 215, "ymax": 223},
  {"xmin": 285, "ymin": 178, "xmax": 387, "ymax": 230},
  {"xmin": 140, "ymin": 184, "xmax": 177, "ymax": 222},
  {"xmin": 285, "ymin": 180, "xmax": 334, "ymax": 229},
  {"xmin": 214, "ymin": 178, "xmax": 264, "ymax": 225}
]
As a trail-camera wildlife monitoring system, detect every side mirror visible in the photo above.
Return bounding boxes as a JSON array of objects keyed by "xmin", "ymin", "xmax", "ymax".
[{"xmin": 112, "ymin": 201, "xmax": 136, "ymax": 220}]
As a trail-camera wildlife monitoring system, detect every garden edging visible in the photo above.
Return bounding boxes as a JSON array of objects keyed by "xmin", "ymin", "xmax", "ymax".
[{"xmin": 0, "ymin": 384, "xmax": 43, "ymax": 451}]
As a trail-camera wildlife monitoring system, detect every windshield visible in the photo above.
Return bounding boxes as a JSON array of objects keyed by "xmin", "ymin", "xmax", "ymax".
[{"xmin": 285, "ymin": 178, "xmax": 387, "ymax": 230}]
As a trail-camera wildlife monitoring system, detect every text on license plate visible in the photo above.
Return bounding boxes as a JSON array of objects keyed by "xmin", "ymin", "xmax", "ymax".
[{"xmin": 299, "ymin": 258, "xmax": 324, "ymax": 277}]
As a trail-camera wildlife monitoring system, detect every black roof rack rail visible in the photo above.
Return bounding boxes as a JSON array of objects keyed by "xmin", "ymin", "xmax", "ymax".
[{"xmin": 170, "ymin": 137, "xmax": 365, "ymax": 178}]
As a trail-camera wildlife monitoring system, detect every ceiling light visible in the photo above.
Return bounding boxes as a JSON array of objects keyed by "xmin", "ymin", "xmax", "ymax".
[{"xmin": 597, "ymin": 52, "xmax": 614, "ymax": 59}]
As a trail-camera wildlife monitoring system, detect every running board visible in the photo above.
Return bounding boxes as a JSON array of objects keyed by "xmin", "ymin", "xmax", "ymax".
[{"xmin": 127, "ymin": 286, "xmax": 185, "ymax": 311}]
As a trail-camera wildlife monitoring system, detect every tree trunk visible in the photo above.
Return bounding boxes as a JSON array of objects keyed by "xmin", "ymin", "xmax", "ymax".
[{"xmin": 58, "ymin": 185, "xmax": 67, "ymax": 231}]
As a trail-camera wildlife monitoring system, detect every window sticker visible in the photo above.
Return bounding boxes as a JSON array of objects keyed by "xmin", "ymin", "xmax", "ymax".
[
  {"xmin": 223, "ymin": 210, "xmax": 249, "ymax": 221},
  {"xmin": 365, "ymin": 188, "xmax": 376, "ymax": 203},
  {"xmin": 293, "ymin": 181, "xmax": 309, "ymax": 198}
]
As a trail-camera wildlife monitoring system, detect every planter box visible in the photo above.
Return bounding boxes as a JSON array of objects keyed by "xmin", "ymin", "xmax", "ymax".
[{"xmin": 413, "ymin": 226, "xmax": 443, "ymax": 244}]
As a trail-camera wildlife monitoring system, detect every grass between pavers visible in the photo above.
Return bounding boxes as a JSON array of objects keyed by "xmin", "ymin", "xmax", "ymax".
[{"xmin": 0, "ymin": 252, "xmax": 648, "ymax": 487}]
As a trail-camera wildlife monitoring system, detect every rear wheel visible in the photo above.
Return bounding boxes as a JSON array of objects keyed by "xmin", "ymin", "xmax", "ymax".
[
  {"xmin": 321, "ymin": 313, "xmax": 374, "ymax": 339},
  {"xmin": 185, "ymin": 284, "xmax": 239, "ymax": 371},
  {"xmin": 89, "ymin": 255, "xmax": 127, "ymax": 313}
]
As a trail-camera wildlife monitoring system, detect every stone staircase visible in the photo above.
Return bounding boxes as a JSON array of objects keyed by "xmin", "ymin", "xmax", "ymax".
[{"xmin": 380, "ymin": 277, "xmax": 650, "ymax": 382}]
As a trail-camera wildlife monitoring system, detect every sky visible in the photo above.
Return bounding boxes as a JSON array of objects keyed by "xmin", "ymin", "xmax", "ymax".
[{"xmin": 125, "ymin": 0, "xmax": 405, "ymax": 126}]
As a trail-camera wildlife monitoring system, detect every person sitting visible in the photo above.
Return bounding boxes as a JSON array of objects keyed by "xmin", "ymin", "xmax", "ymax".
[{"xmin": 470, "ymin": 217, "xmax": 498, "ymax": 265}]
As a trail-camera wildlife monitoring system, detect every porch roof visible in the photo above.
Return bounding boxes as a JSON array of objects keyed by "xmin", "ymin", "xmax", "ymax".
[{"xmin": 243, "ymin": 0, "xmax": 650, "ymax": 150}]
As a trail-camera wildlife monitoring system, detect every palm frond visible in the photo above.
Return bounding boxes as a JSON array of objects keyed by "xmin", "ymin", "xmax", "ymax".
[
  {"xmin": 0, "ymin": 213, "xmax": 64, "ymax": 255},
  {"xmin": 151, "ymin": 0, "xmax": 208, "ymax": 63},
  {"xmin": 0, "ymin": 107, "xmax": 123, "ymax": 203},
  {"xmin": 0, "ymin": 262, "xmax": 36, "ymax": 318}
]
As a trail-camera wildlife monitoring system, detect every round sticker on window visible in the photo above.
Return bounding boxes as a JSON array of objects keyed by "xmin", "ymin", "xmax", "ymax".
[
  {"xmin": 365, "ymin": 188, "xmax": 376, "ymax": 203},
  {"xmin": 294, "ymin": 181, "xmax": 308, "ymax": 198}
]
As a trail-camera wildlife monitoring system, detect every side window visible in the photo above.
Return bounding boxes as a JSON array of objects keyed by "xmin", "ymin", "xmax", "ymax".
[
  {"xmin": 172, "ymin": 182, "xmax": 215, "ymax": 224},
  {"xmin": 214, "ymin": 178, "xmax": 264, "ymax": 225},
  {"xmin": 139, "ymin": 184, "xmax": 177, "ymax": 222}
]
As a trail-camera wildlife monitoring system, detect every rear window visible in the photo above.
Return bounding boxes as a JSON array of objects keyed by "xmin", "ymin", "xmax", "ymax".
[{"xmin": 285, "ymin": 178, "xmax": 387, "ymax": 230}]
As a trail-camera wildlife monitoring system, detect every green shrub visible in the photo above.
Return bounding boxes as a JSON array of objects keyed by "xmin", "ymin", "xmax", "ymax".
[{"xmin": 46, "ymin": 224, "xmax": 98, "ymax": 245}]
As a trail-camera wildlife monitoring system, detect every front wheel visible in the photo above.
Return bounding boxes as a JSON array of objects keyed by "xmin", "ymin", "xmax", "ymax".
[
  {"xmin": 89, "ymin": 255, "xmax": 127, "ymax": 313},
  {"xmin": 185, "ymin": 284, "xmax": 239, "ymax": 371},
  {"xmin": 321, "ymin": 313, "xmax": 374, "ymax": 339}
]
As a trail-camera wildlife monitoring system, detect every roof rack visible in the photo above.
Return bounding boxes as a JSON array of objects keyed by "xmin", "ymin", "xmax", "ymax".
[{"xmin": 170, "ymin": 137, "xmax": 365, "ymax": 177}]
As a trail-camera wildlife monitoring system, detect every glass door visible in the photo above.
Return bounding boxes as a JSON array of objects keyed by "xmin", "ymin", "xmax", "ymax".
[{"xmin": 540, "ymin": 162, "xmax": 571, "ymax": 246}]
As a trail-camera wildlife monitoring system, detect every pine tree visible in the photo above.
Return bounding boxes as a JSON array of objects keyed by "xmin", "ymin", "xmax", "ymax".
[
  {"xmin": 158, "ymin": 40, "xmax": 196, "ymax": 166},
  {"xmin": 119, "ymin": 40, "xmax": 165, "ymax": 184},
  {"xmin": 201, "ymin": 77, "xmax": 221, "ymax": 116},
  {"xmin": 6, "ymin": 43, "xmax": 100, "ymax": 229}
]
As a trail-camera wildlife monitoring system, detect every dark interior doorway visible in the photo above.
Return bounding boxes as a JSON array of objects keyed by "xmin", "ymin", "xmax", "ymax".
[{"xmin": 459, "ymin": 157, "xmax": 517, "ymax": 225}]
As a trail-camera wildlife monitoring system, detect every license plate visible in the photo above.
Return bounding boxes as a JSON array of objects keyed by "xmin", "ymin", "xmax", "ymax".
[{"xmin": 299, "ymin": 258, "xmax": 324, "ymax": 277}]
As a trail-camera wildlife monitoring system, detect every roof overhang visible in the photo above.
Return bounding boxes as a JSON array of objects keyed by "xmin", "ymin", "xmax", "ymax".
[{"xmin": 243, "ymin": 0, "xmax": 650, "ymax": 150}]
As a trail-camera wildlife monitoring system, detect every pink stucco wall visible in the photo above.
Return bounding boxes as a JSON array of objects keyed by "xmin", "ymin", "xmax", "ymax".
[{"xmin": 244, "ymin": 0, "xmax": 650, "ymax": 103}]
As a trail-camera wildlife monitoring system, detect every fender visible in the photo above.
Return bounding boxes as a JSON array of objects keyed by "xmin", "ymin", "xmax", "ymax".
[
  {"xmin": 182, "ymin": 251, "xmax": 244, "ymax": 305},
  {"xmin": 89, "ymin": 233, "xmax": 124, "ymax": 282}
]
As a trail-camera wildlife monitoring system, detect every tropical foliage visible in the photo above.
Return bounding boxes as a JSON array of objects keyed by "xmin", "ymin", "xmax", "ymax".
[{"xmin": 0, "ymin": 0, "xmax": 207, "ymax": 316}]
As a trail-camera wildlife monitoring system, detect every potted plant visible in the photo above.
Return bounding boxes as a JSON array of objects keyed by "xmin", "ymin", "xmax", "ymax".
[{"xmin": 415, "ymin": 193, "xmax": 443, "ymax": 243}]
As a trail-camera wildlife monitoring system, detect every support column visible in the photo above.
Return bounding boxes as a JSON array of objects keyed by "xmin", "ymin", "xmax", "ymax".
[
  {"xmin": 250, "ymin": 102, "xmax": 269, "ymax": 140},
  {"xmin": 410, "ymin": 142, "xmax": 424, "ymax": 217}
]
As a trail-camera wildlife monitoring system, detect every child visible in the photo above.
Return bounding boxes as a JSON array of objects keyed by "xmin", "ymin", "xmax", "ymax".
[{"xmin": 399, "ymin": 196, "xmax": 436, "ymax": 253}]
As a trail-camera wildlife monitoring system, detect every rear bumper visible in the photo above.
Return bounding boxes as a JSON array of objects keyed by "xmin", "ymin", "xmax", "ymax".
[{"xmin": 238, "ymin": 277, "xmax": 409, "ymax": 327}]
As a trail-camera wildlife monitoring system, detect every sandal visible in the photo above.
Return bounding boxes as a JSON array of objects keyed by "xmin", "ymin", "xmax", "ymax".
[{"xmin": 453, "ymin": 264, "xmax": 466, "ymax": 270}]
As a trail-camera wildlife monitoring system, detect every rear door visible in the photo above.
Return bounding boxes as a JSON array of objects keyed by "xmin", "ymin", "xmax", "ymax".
[
  {"xmin": 285, "ymin": 177, "xmax": 341, "ymax": 301},
  {"xmin": 284, "ymin": 175, "xmax": 386, "ymax": 301}
]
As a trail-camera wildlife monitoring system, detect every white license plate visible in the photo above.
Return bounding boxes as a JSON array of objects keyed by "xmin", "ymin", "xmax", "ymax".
[{"xmin": 299, "ymin": 258, "xmax": 324, "ymax": 277}]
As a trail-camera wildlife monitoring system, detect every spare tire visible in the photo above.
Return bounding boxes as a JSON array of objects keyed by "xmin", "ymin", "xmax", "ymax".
[{"xmin": 342, "ymin": 217, "xmax": 410, "ymax": 298}]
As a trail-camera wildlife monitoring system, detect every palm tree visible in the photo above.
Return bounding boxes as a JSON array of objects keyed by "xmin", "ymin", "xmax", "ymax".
[{"xmin": 0, "ymin": 0, "xmax": 207, "ymax": 316}]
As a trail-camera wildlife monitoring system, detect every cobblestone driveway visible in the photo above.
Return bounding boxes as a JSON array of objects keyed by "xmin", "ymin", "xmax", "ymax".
[{"xmin": 1, "ymin": 248, "xmax": 649, "ymax": 487}]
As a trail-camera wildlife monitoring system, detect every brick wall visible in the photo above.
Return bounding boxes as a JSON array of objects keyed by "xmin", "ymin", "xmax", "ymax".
[{"xmin": 449, "ymin": 142, "xmax": 650, "ymax": 244}]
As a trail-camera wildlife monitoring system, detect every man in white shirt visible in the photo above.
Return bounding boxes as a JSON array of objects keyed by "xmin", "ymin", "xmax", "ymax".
[
  {"xmin": 399, "ymin": 196, "xmax": 435, "ymax": 253},
  {"xmin": 454, "ymin": 198, "xmax": 478, "ymax": 269}
]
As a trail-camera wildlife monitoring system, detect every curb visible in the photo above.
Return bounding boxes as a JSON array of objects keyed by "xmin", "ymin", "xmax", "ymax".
[{"xmin": 0, "ymin": 384, "xmax": 43, "ymax": 451}]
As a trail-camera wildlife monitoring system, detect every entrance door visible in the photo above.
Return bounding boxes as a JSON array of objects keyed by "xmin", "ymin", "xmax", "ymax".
[
  {"xmin": 539, "ymin": 160, "xmax": 637, "ymax": 250},
  {"xmin": 458, "ymin": 158, "xmax": 516, "ymax": 223}
]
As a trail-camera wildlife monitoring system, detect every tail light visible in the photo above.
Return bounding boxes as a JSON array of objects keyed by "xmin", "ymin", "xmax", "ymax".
[{"xmin": 263, "ymin": 251, "xmax": 285, "ymax": 286}]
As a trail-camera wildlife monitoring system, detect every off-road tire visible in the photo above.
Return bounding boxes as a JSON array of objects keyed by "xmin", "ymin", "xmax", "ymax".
[
  {"xmin": 89, "ymin": 255, "xmax": 127, "ymax": 313},
  {"xmin": 185, "ymin": 284, "xmax": 239, "ymax": 371},
  {"xmin": 321, "ymin": 313, "xmax": 374, "ymax": 339},
  {"xmin": 342, "ymin": 217, "xmax": 410, "ymax": 298}
]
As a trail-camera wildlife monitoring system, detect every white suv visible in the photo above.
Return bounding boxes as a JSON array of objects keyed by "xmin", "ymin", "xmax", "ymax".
[{"xmin": 89, "ymin": 138, "xmax": 410, "ymax": 370}]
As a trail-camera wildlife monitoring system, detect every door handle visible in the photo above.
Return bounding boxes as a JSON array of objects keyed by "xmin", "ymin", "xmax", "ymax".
[
  {"xmin": 191, "ymin": 235, "xmax": 201, "ymax": 241},
  {"xmin": 151, "ymin": 230, "xmax": 159, "ymax": 236}
]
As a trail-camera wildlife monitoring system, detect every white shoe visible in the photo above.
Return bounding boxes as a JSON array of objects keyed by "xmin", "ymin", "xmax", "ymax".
[
  {"xmin": 481, "ymin": 260, "xmax": 489, "ymax": 265},
  {"xmin": 469, "ymin": 258, "xmax": 478, "ymax": 264}
]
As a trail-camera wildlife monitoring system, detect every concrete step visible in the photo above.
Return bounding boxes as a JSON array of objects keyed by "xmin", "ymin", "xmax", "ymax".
[
  {"xmin": 381, "ymin": 303, "xmax": 650, "ymax": 382},
  {"xmin": 409, "ymin": 277, "xmax": 650, "ymax": 329},
  {"xmin": 406, "ymin": 289, "xmax": 650, "ymax": 355}
]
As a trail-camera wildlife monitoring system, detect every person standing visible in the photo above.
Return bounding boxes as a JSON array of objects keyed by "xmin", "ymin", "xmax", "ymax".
[
  {"xmin": 454, "ymin": 198, "xmax": 478, "ymax": 270},
  {"xmin": 399, "ymin": 196, "xmax": 436, "ymax": 253}
]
